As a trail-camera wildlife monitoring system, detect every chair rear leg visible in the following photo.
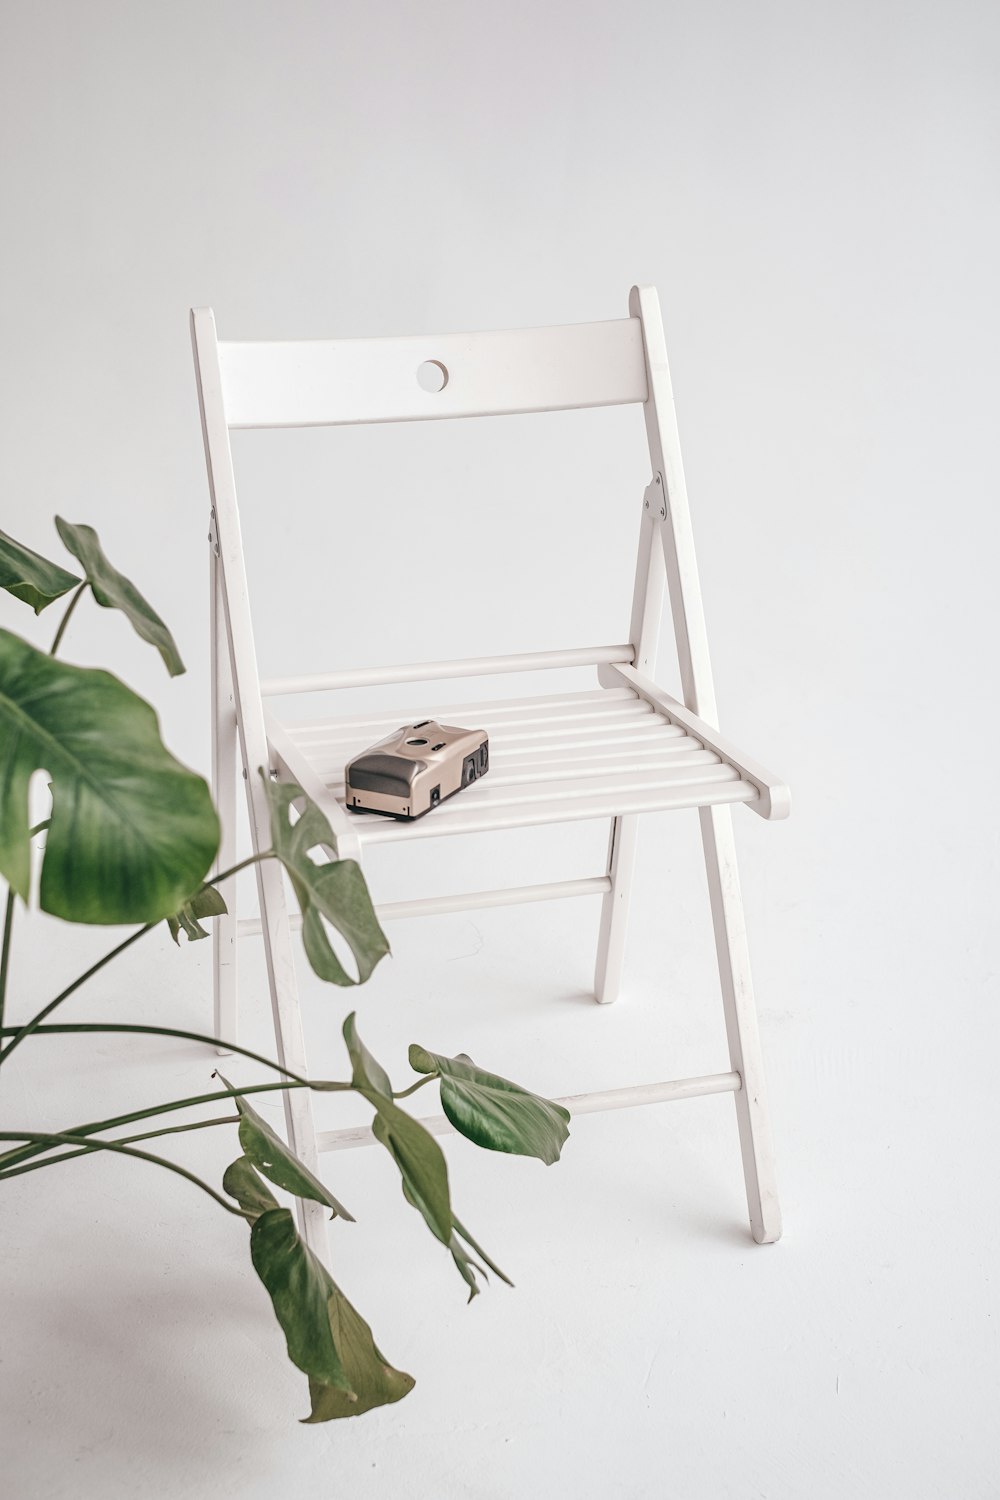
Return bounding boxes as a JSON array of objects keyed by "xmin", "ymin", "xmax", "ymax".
[
  {"xmin": 700, "ymin": 803, "xmax": 782, "ymax": 1244},
  {"xmin": 211, "ymin": 553, "xmax": 239, "ymax": 1053},
  {"xmin": 594, "ymin": 814, "xmax": 639, "ymax": 1004},
  {"xmin": 255, "ymin": 852, "xmax": 331, "ymax": 1264}
]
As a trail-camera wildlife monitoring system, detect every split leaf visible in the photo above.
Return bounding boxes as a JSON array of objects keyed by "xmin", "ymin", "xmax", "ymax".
[
  {"xmin": 166, "ymin": 881, "xmax": 227, "ymax": 944},
  {"xmin": 262, "ymin": 778, "xmax": 389, "ymax": 986},
  {"xmin": 0, "ymin": 629, "xmax": 218, "ymax": 921}
]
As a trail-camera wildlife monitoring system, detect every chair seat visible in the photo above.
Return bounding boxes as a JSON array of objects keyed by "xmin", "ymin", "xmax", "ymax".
[{"xmin": 277, "ymin": 686, "xmax": 760, "ymax": 846}]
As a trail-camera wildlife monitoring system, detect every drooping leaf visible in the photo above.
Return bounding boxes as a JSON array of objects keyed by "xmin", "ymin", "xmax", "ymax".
[
  {"xmin": 370, "ymin": 1106, "xmax": 453, "ymax": 1246},
  {"xmin": 305, "ymin": 1292, "xmax": 415, "ymax": 1422},
  {"xmin": 408, "ymin": 1046, "xmax": 571, "ymax": 1165},
  {"xmin": 222, "ymin": 1156, "xmax": 279, "ymax": 1220},
  {"xmin": 342, "ymin": 1011, "xmax": 451, "ymax": 1245},
  {"xmin": 220, "ymin": 1074, "xmax": 354, "ymax": 1221},
  {"xmin": 249, "ymin": 1208, "xmax": 353, "ymax": 1395},
  {"xmin": 343, "ymin": 1012, "xmax": 512, "ymax": 1300},
  {"xmin": 0, "ymin": 527, "xmax": 81, "ymax": 614},
  {"xmin": 0, "ymin": 629, "xmax": 218, "ymax": 921},
  {"xmin": 248, "ymin": 1207, "xmax": 414, "ymax": 1421},
  {"xmin": 262, "ymin": 778, "xmax": 390, "ymax": 986},
  {"xmin": 54, "ymin": 516, "xmax": 185, "ymax": 676},
  {"xmin": 166, "ymin": 881, "xmax": 227, "ymax": 944},
  {"xmin": 452, "ymin": 1214, "xmax": 514, "ymax": 1292}
]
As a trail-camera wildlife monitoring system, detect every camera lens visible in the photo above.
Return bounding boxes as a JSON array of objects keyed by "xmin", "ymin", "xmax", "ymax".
[{"xmin": 406, "ymin": 738, "xmax": 428, "ymax": 746}]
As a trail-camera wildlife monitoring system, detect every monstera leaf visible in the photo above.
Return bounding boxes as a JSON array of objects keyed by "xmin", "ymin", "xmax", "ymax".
[
  {"xmin": 55, "ymin": 517, "xmax": 185, "ymax": 676},
  {"xmin": 262, "ymin": 777, "xmax": 390, "ymax": 986},
  {"xmin": 343, "ymin": 1013, "xmax": 510, "ymax": 1298},
  {"xmin": 0, "ymin": 629, "xmax": 218, "ymax": 922},
  {"xmin": 166, "ymin": 882, "xmax": 227, "ymax": 944},
  {"xmin": 221, "ymin": 1076, "xmax": 354, "ymax": 1221},
  {"xmin": 0, "ymin": 527, "xmax": 80, "ymax": 614},
  {"xmin": 241, "ymin": 1202, "xmax": 414, "ymax": 1421},
  {"xmin": 408, "ymin": 1047, "xmax": 571, "ymax": 1165}
]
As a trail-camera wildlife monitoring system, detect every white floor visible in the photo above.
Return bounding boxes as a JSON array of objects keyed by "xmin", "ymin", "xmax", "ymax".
[{"xmin": 3, "ymin": 793, "xmax": 997, "ymax": 1499}]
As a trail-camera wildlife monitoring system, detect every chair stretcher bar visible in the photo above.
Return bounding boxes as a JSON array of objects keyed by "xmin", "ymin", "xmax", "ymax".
[
  {"xmin": 315, "ymin": 1071, "xmax": 743, "ymax": 1153},
  {"xmin": 236, "ymin": 875, "xmax": 613, "ymax": 937},
  {"xmin": 261, "ymin": 644, "xmax": 635, "ymax": 697}
]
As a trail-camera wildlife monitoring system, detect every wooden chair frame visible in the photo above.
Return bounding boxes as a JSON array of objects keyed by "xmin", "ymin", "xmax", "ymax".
[{"xmin": 191, "ymin": 286, "xmax": 788, "ymax": 1262}]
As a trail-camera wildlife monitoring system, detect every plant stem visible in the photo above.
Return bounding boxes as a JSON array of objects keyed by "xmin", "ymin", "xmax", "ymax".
[
  {"xmin": 0, "ymin": 1115, "xmax": 240, "ymax": 1180},
  {"xmin": 48, "ymin": 582, "xmax": 88, "ymax": 656},
  {"xmin": 0, "ymin": 923, "xmax": 153, "ymax": 1064},
  {"xmin": 0, "ymin": 887, "xmax": 13, "ymax": 1033},
  {"xmin": 0, "ymin": 850, "xmax": 273, "ymax": 1068},
  {"xmin": 0, "ymin": 1131, "xmax": 250, "ymax": 1216},
  {"xmin": 0, "ymin": 1077, "xmax": 351, "ymax": 1173},
  {"xmin": 393, "ymin": 1074, "xmax": 435, "ymax": 1101},
  {"xmin": 0, "ymin": 1021, "xmax": 312, "ymax": 1083}
]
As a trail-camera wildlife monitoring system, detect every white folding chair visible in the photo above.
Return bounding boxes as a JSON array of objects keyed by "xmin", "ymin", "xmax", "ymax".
[{"xmin": 191, "ymin": 286, "xmax": 789, "ymax": 1263}]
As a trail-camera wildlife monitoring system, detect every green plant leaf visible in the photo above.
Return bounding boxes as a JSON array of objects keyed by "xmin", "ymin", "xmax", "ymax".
[
  {"xmin": 343, "ymin": 1012, "xmax": 511, "ymax": 1300},
  {"xmin": 54, "ymin": 517, "xmax": 185, "ymax": 676},
  {"xmin": 342, "ymin": 1009, "xmax": 394, "ymax": 1100},
  {"xmin": 166, "ymin": 881, "xmax": 227, "ymax": 944},
  {"xmin": 221, "ymin": 1074, "xmax": 354, "ymax": 1221},
  {"xmin": 371, "ymin": 1105, "xmax": 453, "ymax": 1246},
  {"xmin": 0, "ymin": 527, "xmax": 81, "ymax": 614},
  {"xmin": 222, "ymin": 1156, "xmax": 279, "ymax": 1220},
  {"xmin": 305, "ymin": 1291, "xmax": 415, "ymax": 1422},
  {"xmin": 450, "ymin": 1213, "xmax": 514, "ymax": 1302},
  {"xmin": 408, "ymin": 1046, "xmax": 571, "ymax": 1165},
  {"xmin": 249, "ymin": 1207, "xmax": 414, "ymax": 1421},
  {"xmin": 0, "ymin": 629, "xmax": 218, "ymax": 921},
  {"xmin": 262, "ymin": 778, "xmax": 390, "ymax": 986},
  {"xmin": 249, "ymin": 1208, "xmax": 353, "ymax": 1395}
]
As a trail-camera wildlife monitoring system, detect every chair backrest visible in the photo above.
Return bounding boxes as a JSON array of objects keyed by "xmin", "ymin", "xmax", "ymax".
[
  {"xmin": 192, "ymin": 287, "xmax": 718, "ymax": 788},
  {"xmin": 214, "ymin": 316, "xmax": 648, "ymax": 429}
]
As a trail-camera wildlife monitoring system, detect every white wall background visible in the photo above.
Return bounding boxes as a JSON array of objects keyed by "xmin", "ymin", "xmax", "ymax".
[{"xmin": 1, "ymin": 2, "xmax": 998, "ymax": 1496}]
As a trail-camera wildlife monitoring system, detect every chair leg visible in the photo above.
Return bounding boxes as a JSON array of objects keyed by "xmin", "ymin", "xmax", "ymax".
[
  {"xmin": 594, "ymin": 814, "xmax": 639, "ymax": 1004},
  {"xmin": 255, "ymin": 851, "xmax": 331, "ymax": 1265},
  {"xmin": 699, "ymin": 803, "xmax": 782, "ymax": 1244},
  {"xmin": 211, "ymin": 554, "xmax": 239, "ymax": 1053}
]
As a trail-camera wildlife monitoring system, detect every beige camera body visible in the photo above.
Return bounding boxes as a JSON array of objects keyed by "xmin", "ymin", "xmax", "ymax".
[{"xmin": 345, "ymin": 719, "xmax": 490, "ymax": 821}]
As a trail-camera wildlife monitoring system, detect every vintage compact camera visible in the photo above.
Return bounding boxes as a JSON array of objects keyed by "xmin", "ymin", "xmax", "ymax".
[{"xmin": 345, "ymin": 719, "xmax": 490, "ymax": 821}]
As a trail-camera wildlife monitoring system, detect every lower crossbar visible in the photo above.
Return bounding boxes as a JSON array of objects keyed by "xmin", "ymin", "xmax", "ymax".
[
  {"xmin": 237, "ymin": 875, "xmax": 611, "ymax": 936},
  {"xmin": 315, "ymin": 1071, "xmax": 742, "ymax": 1153}
]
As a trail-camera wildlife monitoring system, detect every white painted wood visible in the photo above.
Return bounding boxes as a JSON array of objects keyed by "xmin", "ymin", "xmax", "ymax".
[
  {"xmin": 700, "ymin": 803, "xmax": 782, "ymax": 1243},
  {"xmin": 238, "ymin": 875, "xmax": 612, "ymax": 936},
  {"xmin": 630, "ymin": 283, "xmax": 782, "ymax": 1242},
  {"xmin": 594, "ymin": 472, "xmax": 670, "ymax": 1004},
  {"xmin": 315, "ymin": 1072, "xmax": 742, "ymax": 1152},
  {"xmin": 210, "ymin": 547, "xmax": 238, "ymax": 1054},
  {"xmin": 219, "ymin": 318, "xmax": 648, "ymax": 428},
  {"xmin": 606, "ymin": 663, "xmax": 791, "ymax": 820},
  {"xmin": 192, "ymin": 308, "xmax": 330, "ymax": 1265},
  {"xmin": 263, "ymin": 711, "xmax": 361, "ymax": 862},
  {"xmin": 349, "ymin": 776, "xmax": 755, "ymax": 845},
  {"xmin": 193, "ymin": 288, "xmax": 787, "ymax": 1251},
  {"xmin": 286, "ymin": 687, "xmax": 638, "ymax": 736},
  {"xmin": 629, "ymin": 287, "xmax": 718, "ymax": 720},
  {"xmin": 261, "ymin": 644, "xmax": 635, "ymax": 697}
]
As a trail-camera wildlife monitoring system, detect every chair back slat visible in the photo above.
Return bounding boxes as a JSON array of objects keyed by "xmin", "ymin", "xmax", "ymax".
[{"xmin": 217, "ymin": 317, "xmax": 647, "ymax": 428}]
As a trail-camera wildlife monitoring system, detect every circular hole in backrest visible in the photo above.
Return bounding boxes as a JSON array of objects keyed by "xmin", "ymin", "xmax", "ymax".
[{"xmin": 416, "ymin": 359, "xmax": 449, "ymax": 393}]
